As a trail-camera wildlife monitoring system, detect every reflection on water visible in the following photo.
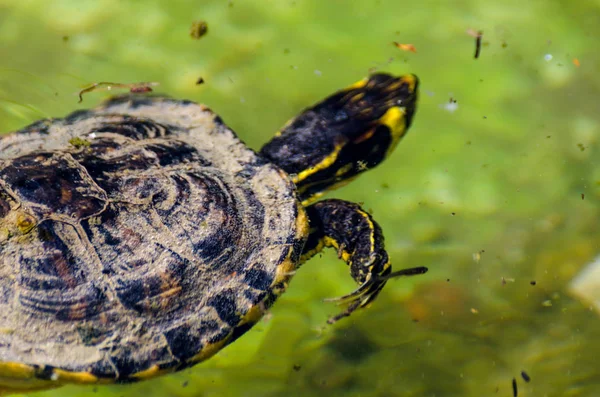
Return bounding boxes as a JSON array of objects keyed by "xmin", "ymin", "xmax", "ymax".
[{"xmin": 1, "ymin": 0, "xmax": 599, "ymax": 396}]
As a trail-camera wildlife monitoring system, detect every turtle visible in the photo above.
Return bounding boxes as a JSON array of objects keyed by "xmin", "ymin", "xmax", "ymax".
[{"xmin": 0, "ymin": 73, "xmax": 426, "ymax": 394}]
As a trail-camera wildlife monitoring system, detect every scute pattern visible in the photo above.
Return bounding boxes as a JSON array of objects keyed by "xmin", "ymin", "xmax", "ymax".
[
  {"xmin": 0, "ymin": 96, "xmax": 305, "ymax": 381},
  {"xmin": 0, "ymin": 152, "xmax": 107, "ymax": 220}
]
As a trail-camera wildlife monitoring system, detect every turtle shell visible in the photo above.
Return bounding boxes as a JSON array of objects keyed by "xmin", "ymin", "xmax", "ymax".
[{"xmin": 0, "ymin": 96, "xmax": 308, "ymax": 390}]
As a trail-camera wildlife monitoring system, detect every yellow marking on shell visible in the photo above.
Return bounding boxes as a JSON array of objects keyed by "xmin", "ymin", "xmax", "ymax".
[
  {"xmin": 0, "ymin": 363, "xmax": 55, "ymax": 394},
  {"xmin": 292, "ymin": 143, "xmax": 343, "ymax": 185},
  {"xmin": 51, "ymin": 369, "xmax": 101, "ymax": 384},
  {"xmin": 187, "ymin": 338, "xmax": 230, "ymax": 365},
  {"xmin": 0, "ymin": 362, "xmax": 36, "ymax": 380},
  {"xmin": 295, "ymin": 201, "xmax": 310, "ymax": 240},
  {"xmin": 273, "ymin": 253, "xmax": 298, "ymax": 287},
  {"xmin": 275, "ymin": 201, "xmax": 309, "ymax": 281},
  {"xmin": 243, "ymin": 298, "xmax": 267, "ymax": 324},
  {"xmin": 0, "ymin": 362, "xmax": 104, "ymax": 394},
  {"xmin": 130, "ymin": 365, "xmax": 172, "ymax": 381}
]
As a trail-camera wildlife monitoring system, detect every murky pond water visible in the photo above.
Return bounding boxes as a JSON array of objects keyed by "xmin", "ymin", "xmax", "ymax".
[{"xmin": 1, "ymin": 1, "xmax": 599, "ymax": 396}]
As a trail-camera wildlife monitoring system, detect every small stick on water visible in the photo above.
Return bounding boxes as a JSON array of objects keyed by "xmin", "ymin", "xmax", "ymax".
[
  {"xmin": 466, "ymin": 29, "xmax": 483, "ymax": 59},
  {"xmin": 77, "ymin": 82, "xmax": 159, "ymax": 103},
  {"xmin": 512, "ymin": 377, "xmax": 518, "ymax": 397},
  {"xmin": 474, "ymin": 31, "xmax": 483, "ymax": 59},
  {"xmin": 521, "ymin": 370, "xmax": 531, "ymax": 382}
]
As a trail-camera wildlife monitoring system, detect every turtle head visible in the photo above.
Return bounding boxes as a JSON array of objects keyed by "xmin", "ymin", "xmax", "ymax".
[{"xmin": 260, "ymin": 73, "xmax": 418, "ymax": 204}]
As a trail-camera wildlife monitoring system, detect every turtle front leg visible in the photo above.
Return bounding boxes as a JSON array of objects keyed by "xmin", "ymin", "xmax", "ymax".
[{"xmin": 301, "ymin": 199, "xmax": 427, "ymax": 323}]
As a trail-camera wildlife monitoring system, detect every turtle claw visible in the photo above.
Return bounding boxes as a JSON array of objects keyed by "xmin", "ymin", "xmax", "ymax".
[
  {"xmin": 323, "ymin": 278, "xmax": 373, "ymax": 305},
  {"xmin": 325, "ymin": 266, "xmax": 429, "ymax": 324}
]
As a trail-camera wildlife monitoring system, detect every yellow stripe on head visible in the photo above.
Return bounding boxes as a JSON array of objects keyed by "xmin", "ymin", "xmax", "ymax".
[
  {"xmin": 344, "ymin": 77, "xmax": 369, "ymax": 91},
  {"xmin": 292, "ymin": 143, "xmax": 343, "ymax": 184},
  {"xmin": 379, "ymin": 106, "xmax": 407, "ymax": 157},
  {"xmin": 400, "ymin": 73, "xmax": 418, "ymax": 93}
]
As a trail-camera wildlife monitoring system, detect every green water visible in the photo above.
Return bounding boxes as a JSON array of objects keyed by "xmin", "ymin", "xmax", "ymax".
[{"xmin": 1, "ymin": 0, "xmax": 600, "ymax": 396}]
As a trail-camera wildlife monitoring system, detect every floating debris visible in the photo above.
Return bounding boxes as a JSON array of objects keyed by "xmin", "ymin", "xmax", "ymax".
[
  {"xmin": 393, "ymin": 42, "xmax": 417, "ymax": 53},
  {"xmin": 190, "ymin": 21, "xmax": 208, "ymax": 39},
  {"xmin": 466, "ymin": 29, "xmax": 483, "ymax": 58},
  {"xmin": 544, "ymin": 54, "xmax": 553, "ymax": 62},
  {"xmin": 129, "ymin": 84, "xmax": 156, "ymax": 93},
  {"xmin": 581, "ymin": 193, "xmax": 585, "ymax": 200},
  {"xmin": 512, "ymin": 377, "xmax": 518, "ymax": 397},
  {"xmin": 521, "ymin": 370, "xmax": 531, "ymax": 383},
  {"xmin": 530, "ymin": 280, "xmax": 537, "ymax": 286},
  {"xmin": 77, "ymin": 82, "xmax": 159, "ymax": 103},
  {"xmin": 474, "ymin": 31, "xmax": 483, "ymax": 59},
  {"xmin": 573, "ymin": 58, "xmax": 581, "ymax": 67},
  {"xmin": 196, "ymin": 77, "xmax": 205, "ymax": 85},
  {"xmin": 441, "ymin": 96, "xmax": 459, "ymax": 113}
]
